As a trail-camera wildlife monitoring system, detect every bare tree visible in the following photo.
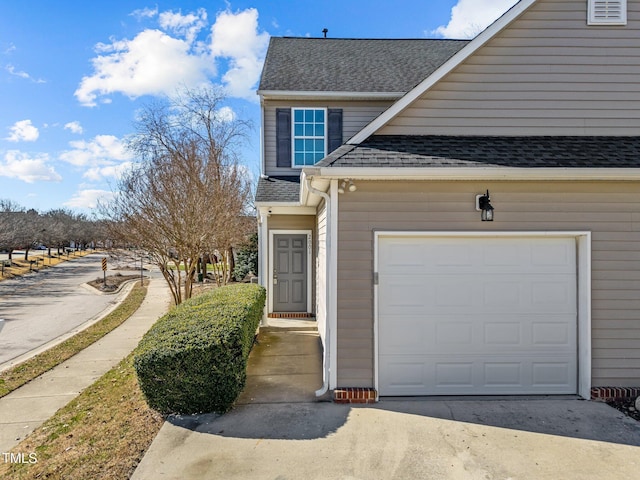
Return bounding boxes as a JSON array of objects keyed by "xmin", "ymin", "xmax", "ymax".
[
  {"xmin": 0, "ymin": 199, "xmax": 26, "ymax": 261},
  {"xmin": 19, "ymin": 209, "xmax": 45, "ymax": 260},
  {"xmin": 101, "ymin": 87, "xmax": 254, "ymax": 305}
]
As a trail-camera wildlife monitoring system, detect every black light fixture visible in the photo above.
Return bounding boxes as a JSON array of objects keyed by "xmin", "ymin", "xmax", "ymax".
[{"xmin": 476, "ymin": 190, "xmax": 494, "ymax": 221}]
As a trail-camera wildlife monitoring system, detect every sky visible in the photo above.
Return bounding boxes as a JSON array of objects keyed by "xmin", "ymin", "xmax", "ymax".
[{"xmin": 0, "ymin": 0, "xmax": 518, "ymax": 214}]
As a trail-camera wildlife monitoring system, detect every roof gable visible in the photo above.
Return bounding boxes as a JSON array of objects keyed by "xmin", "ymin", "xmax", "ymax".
[
  {"xmin": 258, "ymin": 37, "xmax": 468, "ymax": 95},
  {"xmin": 348, "ymin": 0, "xmax": 538, "ymax": 143}
]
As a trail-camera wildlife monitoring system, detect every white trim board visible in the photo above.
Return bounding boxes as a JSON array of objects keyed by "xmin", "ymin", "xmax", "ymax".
[
  {"xmin": 304, "ymin": 167, "xmax": 640, "ymax": 182},
  {"xmin": 373, "ymin": 230, "xmax": 591, "ymax": 399},
  {"xmin": 268, "ymin": 229, "xmax": 313, "ymax": 314}
]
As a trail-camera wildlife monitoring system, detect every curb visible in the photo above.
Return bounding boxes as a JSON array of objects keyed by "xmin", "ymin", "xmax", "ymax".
[
  {"xmin": 0, "ymin": 280, "xmax": 138, "ymax": 373},
  {"xmin": 80, "ymin": 276, "xmax": 147, "ymax": 296}
]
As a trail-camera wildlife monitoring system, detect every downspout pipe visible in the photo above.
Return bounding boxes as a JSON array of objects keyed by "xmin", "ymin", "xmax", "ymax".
[{"xmin": 306, "ymin": 176, "xmax": 331, "ymax": 398}]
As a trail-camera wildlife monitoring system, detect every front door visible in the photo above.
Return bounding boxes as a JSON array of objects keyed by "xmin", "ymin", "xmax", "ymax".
[{"xmin": 273, "ymin": 234, "xmax": 307, "ymax": 312}]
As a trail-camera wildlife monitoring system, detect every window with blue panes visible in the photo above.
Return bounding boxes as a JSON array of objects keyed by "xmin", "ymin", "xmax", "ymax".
[{"xmin": 293, "ymin": 108, "xmax": 326, "ymax": 166}]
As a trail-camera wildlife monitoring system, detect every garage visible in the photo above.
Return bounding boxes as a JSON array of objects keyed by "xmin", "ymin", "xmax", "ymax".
[{"xmin": 376, "ymin": 234, "xmax": 579, "ymax": 396}]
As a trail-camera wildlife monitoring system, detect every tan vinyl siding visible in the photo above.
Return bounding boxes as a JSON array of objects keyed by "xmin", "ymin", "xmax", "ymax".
[
  {"xmin": 336, "ymin": 180, "xmax": 640, "ymax": 389},
  {"xmin": 316, "ymin": 200, "xmax": 328, "ymax": 343},
  {"xmin": 379, "ymin": 0, "xmax": 640, "ymax": 136},
  {"xmin": 263, "ymin": 100, "xmax": 392, "ymax": 176}
]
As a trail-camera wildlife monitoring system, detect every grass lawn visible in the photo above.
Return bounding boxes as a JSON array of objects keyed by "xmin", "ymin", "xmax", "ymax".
[
  {"xmin": 0, "ymin": 353, "xmax": 164, "ymax": 479},
  {"xmin": 0, "ymin": 281, "xmax": 165, "ymax": 479},
  {"xmin": 0, "ymin": 250, "xmax": 92, "ymax": 281}
]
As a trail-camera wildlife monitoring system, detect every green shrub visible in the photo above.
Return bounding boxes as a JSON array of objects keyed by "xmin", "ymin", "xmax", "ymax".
[
  {"xmin": 233, "ymin": 232, "xmax": 258, "ymax": 281},
  {"xmin": 133, "ymin": 283, "xmax": 265, "ymax": 415}
]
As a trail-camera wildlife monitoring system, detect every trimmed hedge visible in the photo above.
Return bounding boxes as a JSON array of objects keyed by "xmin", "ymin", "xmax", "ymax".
[{"xmin": 133, "ymin": 283, "xmax": 266, "ymax": 415}]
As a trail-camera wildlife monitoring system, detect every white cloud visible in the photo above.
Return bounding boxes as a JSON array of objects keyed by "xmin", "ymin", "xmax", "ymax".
[
  {"xmin": 75, "ymin": 7, "xmax": 268, "ymax": 106},
  {"xmin": 1, "ymin": 150, "xmax": 62, "ymax": 183},
  {"xmin": 6, "ymin": 65, "xmax": 29, "ymax": 79},
  {"xmin": 5, "ymin": 65, "xmax": 45, "ymax": 83},
  {"xmin": 433, "ymin": 0, "xmax": 519, "ymax": 39},
  {"xmin": 59, "ymin": 135, "xmax": 132, "ymax": 167},
  {"xmin": 209, "ymin": 8, "xmax": 269, "ymax": 100},
  {"xmin": 6, "ymin": 119, "xmax": 39, "ymax": 142},
  {"xmin": 130, "ymin": 6, "xmax": 158, "ymax": 20},
  {"xmin": 75, "ymin": 29, "xmax": 214, "ymax": 106},
  {"xmin": 64, "ymin": 121, "xmax": 84, "ymax": 134},
  {"xmin": 63, "ymin": 189, "xmax": 114, "ymax": 209},
  {"xmin": 159, "ymin": 8, "xmax": 207, "ymax": 44},
  {"xmin": 215, "ymin": 106, "xmax": 236, "ymax": 123},
  {"xmin": 83, "ymin": 161, "xmax": 133, "ymax": 182}
]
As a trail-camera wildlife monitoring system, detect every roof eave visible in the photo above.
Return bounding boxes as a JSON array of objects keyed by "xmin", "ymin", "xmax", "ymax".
[
  {"xmin": 257, "ymin": 90, "xmax": 405, "ymax": 101},
  {"xmin": 309, "ymin": 166, "xmax": 640, "ymax": 181},
  {"xmin": 255, "ymin": 200, "xmax": 302, "ymax": 207}
]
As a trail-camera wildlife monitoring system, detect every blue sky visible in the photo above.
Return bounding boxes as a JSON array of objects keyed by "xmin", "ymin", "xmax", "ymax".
[{"xmin": 0, "ymin": 0, "xmax": 517, "ymax": 213}]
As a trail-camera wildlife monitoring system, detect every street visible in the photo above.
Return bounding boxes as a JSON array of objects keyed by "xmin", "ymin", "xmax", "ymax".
[{"xmin": 0, "ymin": 253, "xmax": 132, "ymax": 367}]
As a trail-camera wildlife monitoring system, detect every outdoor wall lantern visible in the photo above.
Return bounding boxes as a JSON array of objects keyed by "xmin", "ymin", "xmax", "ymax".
[
  {"xmin": 476, "ymin": 190, "xmax": 494, "ymax": 221},
  {"xmin": 338, "ymin": 179, "xmax": 357, "ymax": 194}
]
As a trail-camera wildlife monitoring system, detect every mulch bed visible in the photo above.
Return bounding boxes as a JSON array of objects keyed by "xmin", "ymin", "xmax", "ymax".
[
  {"xmin": 88, "ymin": 274, "xmax": 141, "ymax": 292},
  {"xmin": 607, "ymin": 398, "xmax": 640, "ymax": 422}
]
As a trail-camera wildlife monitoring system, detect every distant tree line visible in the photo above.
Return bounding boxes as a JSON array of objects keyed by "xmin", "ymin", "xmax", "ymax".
[{"xmin": 0, "ymin": 199, "xmax": 110, "ymax": 261}]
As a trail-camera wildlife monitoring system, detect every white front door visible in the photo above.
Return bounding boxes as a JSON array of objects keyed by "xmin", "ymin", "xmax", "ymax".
[{"xmin": 377, "ymin": 235, "xmax": 578, "ymax": 396}]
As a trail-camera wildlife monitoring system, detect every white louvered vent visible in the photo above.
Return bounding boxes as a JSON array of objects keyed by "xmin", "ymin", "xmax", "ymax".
[{"xmin": 588, "ymin": 0, "xmax": 627, "ymax": 25}]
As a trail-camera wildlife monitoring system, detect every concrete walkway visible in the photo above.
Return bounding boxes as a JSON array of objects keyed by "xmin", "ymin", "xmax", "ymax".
[{"xmin": 0, "ymin": 277, "xmax": 171, "ymax": 451}]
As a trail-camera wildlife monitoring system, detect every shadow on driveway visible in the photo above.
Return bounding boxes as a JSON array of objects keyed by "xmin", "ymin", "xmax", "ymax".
[
  {"xmin": 168, "ymin": 397, "xmax": 640, "ymax": 447},
  {"xmin": 166, "ymin": 328, "xmax": 640, "ymax": 447}
]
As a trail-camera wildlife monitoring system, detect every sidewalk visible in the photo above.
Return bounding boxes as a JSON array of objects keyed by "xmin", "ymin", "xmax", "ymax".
[
  {"xmin": 131, "ymin": 323, "xmax": 324, "ymax": 480},
  {"xmin": 0, "ymin": 277, "xmax": 171, "ymax": 452}
]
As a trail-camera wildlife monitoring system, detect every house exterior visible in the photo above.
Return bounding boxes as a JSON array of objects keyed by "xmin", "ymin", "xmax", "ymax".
[{"xmin": 255, "ymin": 0, "xmax": 640, "ymax": 403}]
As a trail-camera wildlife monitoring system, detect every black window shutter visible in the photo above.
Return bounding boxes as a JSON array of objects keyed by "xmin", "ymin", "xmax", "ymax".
[
  {"xmin": 327, "ymin": 109, "xmax": 343, "ymax": 154},
  {"xmin": 276, "ymin": 108, "xmax": 292, "ymax": 168}
]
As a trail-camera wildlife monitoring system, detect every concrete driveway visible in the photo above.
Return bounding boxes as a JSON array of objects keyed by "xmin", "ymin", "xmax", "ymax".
[{"xmin": 133, "ymin": 327, "xmax": 640, "ymax": 480}]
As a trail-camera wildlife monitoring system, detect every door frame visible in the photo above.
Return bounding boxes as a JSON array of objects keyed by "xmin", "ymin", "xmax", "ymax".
[
  {"xmin": 269, "ymin": 229, "xmax": 313, "ymax": 314},
  {"xmin": 373, "ymin": 231, "xmax": 592, "ymax": 399}
]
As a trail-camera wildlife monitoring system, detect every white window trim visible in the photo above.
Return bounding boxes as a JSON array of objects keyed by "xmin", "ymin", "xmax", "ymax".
[
  {"xmin": 588, "ymin": 0, "xmax": 627, "ymax": 25},
  {"xmin": 291, "ymin": 107, "xmax": 328, "ymax": 169},
  {"xmin": 373, "ymin": 231, "xmax": 592, "ymax": 400}
]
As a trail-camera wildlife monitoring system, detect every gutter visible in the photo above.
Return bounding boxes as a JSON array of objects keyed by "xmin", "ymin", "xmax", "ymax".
[
  {"xmin": 309, "ymin": 167, "xmax": 640, "ymax": 182},
  {"xmin": 305, "ymin": 175, "xmax": 331, "ymax": 398}
]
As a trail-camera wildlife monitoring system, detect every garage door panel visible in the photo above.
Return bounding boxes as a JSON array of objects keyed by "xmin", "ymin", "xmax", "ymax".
[
  {"xmin": 378, "ymin": 235, "xmax": 578, "ymax": 396},
  {"xmin": 380, "ymin": 237, "xmax": 575, "ymax": 272},
  {"xmin": 379, "ymin": 316, "xmax": 429, "ymax": 353},
  {"xmin": 381, "ymin": 316, "xmax": 574, "ymax": 355},
  {"xmin": 532, "ymin": 321, "xmax": 574, "ymax": 346},
  {"xmin": 380, "ymin": 275, "xmax": 575, "ymax": 315},
  {"xmin": 379, "ymin": 355, "xmax": 577, "ymax": 395}
]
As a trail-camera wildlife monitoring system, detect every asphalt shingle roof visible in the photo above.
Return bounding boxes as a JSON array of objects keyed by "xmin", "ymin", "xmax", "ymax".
[
  {"xmin": 258, "ymin": 38, "xmax": 469, "ymax": 93},
  {"xmin": 318, "ymin": 136, "xmax": 640, "ymax": 168},
  {"xmin": 255, "ymin": 175, "xmax": 301, "ymax": 203}
]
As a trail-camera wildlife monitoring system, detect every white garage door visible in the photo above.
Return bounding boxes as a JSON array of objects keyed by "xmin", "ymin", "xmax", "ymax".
[{"xmin": 378, "ymin": 235, "xmax": 578, "ymax": 396}]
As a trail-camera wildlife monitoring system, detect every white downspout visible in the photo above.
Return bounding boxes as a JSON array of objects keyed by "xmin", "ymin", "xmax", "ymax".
[{"xmin": 306, "ymin": 176, "xmax": 331, "ymax": 397}]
